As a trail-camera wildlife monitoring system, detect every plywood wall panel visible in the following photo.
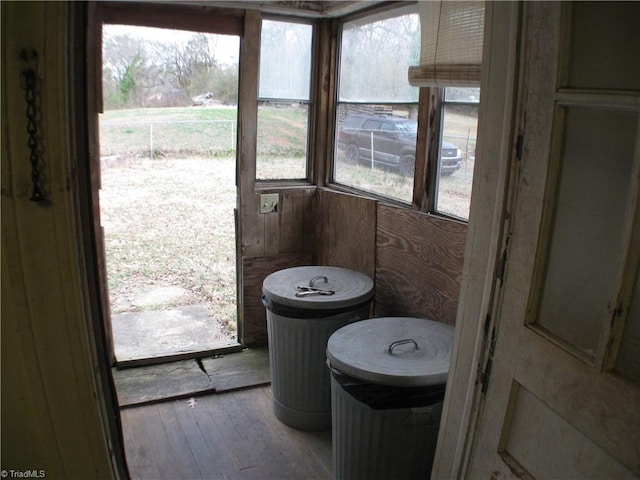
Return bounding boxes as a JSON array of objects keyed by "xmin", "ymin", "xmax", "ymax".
[
  {"xmin": 376, "ymin": 204, "xmax": 467, "ymax": 324},
  {"xmin": 241, "ymin": 253, "xmax": 312, "ymax": 345},
  {"xmin": 316, "ymin": 189, "xmax": 376, "ymax": 279}
]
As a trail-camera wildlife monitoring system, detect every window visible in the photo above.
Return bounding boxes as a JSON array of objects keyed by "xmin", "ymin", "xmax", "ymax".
[
  {"xmin": 333, "ymin": 3, "xmax": 483, "ymax": 221},
  {"xmin": 435, "ymin": 87, "xmax": 479, "ymax": 219},
  {"xmin": 257, "ymin": 19, "xmax": 312, "ymax": 180},
  {"xmin": 333, "ymin": 6, "xmax": 420, "ymax": 204}
]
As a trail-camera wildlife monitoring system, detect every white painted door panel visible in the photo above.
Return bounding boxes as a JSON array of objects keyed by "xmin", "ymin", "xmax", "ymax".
[{"xmin": 463, "ymin": 3, "xmax": 640, "ymax": 478}]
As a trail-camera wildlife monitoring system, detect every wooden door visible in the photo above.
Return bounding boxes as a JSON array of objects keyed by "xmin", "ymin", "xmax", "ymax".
[{"xmin": 465, "ymin": 2, "xmax": 640, "ymax": 477}]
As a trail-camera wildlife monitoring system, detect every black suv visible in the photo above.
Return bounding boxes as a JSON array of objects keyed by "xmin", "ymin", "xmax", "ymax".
[{"xmin": 336, "ymin": 114, "xmax": 463, "ymax": 176}]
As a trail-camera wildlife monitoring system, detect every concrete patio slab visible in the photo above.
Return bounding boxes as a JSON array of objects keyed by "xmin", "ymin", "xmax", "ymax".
[{"xmin": 112, "ymin": 304, "xmax": 229, "ymax": 363}]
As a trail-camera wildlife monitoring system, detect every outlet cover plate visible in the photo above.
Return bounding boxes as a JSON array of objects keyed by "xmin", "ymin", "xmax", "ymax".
[{"xmin": 260, "ymin": 193, "xmax": 279, "ymax": 213}]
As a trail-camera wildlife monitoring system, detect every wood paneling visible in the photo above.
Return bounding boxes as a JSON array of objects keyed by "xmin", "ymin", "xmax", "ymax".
[
  {"xmin": 316, "ymin": 188, "xmax": 376, "ymax": 279},
  {"xmin": 314, "ymin": 190, "xmax": 465, "ymax": 325},
  {"xmin": 237, "ymin": 10, "xmax": 261, "ymax": 258},
  {"xmin": 279, "ymin": 188, "xmax": 316, "ymax": 252},
  {"xmin": 259, "ymin": 188, "xmax": 316, "ymax": 256},
  {"xmin": 241, "ymin": 253, "xmax": 312, "ymax": 345},
  {"xmin": 239, "ymin": 189, "xmax": 316, "ymax": 344},
  {"xmin": 375, "ymin": 204, "xmax": 467, "ymax": 324}
]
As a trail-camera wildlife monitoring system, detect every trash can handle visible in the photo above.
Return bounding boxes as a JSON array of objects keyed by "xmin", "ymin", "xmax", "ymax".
[
  {"xmin": 309, "ymin": 275, "xmax": 328, "ymax": 287},
  {"xmin": 388, "ymin": 339, "xmax": 419, "ymax": 354},
  {"xmin": 261, "ymin": 295, "xmax": 272, "ymax": 310}
]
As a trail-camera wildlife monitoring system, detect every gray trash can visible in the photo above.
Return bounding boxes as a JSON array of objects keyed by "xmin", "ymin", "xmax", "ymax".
[
  {"xmin": 326, "ymin": 317, "xmax": 454, "ymax": 480},
  {"xmin": 262, "ymin": 266, "xmax": 374, "ymax": 431}
]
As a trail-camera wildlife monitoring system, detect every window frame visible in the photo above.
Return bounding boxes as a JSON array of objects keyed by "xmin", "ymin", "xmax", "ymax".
[
  {"xmin": 430, "ymin": 89, "xmax": 480, "ymax": 220},
  {"xmin": 255, "ymin": 14, "xmax": 317, "ymax": 185}
]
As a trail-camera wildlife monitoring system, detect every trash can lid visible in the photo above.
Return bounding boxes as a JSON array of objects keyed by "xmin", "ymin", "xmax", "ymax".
[
  {"xmin": 262, "ymin": 266, "xmax": 374, "ymax": 310},
  {"xmin": 326, "ymin": 317, "xmax": 454, "ymax": 387}
]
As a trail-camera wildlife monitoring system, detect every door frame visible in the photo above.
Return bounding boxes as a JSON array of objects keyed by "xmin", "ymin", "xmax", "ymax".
[
  {"xmin": 86, "ymin": 3, "xmax": 245, "ymax": 363},
  {"xmin": 466, "ymin": 0, "xmax": 640, "ymax": 475},
  {"xmin": 434, "ymin": 1, "xmax": 640, "ymax": 477},
  {"xmin": 431, "ymin": 2, "xmax": 523, "ymax": 478}
]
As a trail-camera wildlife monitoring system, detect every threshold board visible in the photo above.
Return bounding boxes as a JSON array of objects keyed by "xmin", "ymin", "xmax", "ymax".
[{"xmin": 114, "ymin": 347, "xmax": 270, "ymax": 407}]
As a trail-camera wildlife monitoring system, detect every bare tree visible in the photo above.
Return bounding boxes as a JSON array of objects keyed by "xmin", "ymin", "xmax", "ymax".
[
  {"xmin": 103, "ymin": 27, "xmax": 239, "ymax": 109},
  {"xmin": 339, "ymin": 12, "xmax": 420, "ymax": 102},
  {"xmin": 103, "ymin": 34, "xmax": 165, "ymax": 108},
  {"xmin": 163, "ymin": 34, "xmax": 219, "ymax": 101}
]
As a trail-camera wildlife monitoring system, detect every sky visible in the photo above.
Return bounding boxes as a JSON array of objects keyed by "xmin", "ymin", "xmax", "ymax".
[{"xmin": 104, "ymin": 24, "xmax": 240, "ymax": 65}]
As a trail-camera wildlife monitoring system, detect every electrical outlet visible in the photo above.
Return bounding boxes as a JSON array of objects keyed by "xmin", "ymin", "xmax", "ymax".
[{"xmin": 260, "ymin": 193, "xmax": 279, "ymax": 214}]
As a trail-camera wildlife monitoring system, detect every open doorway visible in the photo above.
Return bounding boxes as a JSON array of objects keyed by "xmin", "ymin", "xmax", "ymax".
[{"xmin": 98, "ymin": 24, "xmax": 241, "ymax": 365}]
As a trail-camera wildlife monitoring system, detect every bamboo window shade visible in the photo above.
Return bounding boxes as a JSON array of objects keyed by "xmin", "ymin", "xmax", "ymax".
[{"xmin": 408, "ymin": 1, "xmax": 485, "ymax": 88}]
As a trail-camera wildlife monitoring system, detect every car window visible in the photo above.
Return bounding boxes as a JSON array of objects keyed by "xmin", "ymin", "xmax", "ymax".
[
  {"xmin": 343, "ymin": 116, "xmax": 363, "ymax": 129},
  {"xmin": 363, "ymin": 120, "xmax": 382, "ymax": 131},
  {"xmin": 396, "ymin": 121, "xmax": 417, "ymax": 134}
]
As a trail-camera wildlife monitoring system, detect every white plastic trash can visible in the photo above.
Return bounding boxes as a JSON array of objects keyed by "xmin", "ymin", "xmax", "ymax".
[
  {"xmin": 326, "ymin": 317, "xmax": 454, "ymax": 480},
  {"xmin": 262, "ymin": 266, "xmax": 374, "ymax": 431}
]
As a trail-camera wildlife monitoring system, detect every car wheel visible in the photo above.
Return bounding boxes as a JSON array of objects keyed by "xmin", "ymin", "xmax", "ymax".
[
  {"xmin": 346, "ymin": 144, "xmax": 359, "ymax": 164},
  {"xmin": 399, "ymin": 155, "xmax": 415, "ymax": 177}
]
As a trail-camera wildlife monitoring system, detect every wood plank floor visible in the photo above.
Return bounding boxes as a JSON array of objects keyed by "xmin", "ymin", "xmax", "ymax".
[{"xmin": 120, "ymin": 385, "xmax": 333, "ymax": 479}]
